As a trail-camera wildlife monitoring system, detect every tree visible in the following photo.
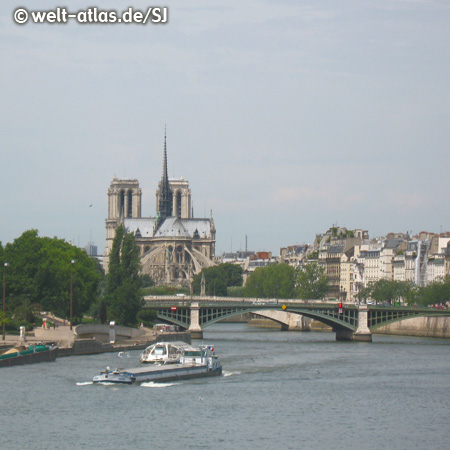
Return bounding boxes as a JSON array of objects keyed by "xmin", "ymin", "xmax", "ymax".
[
  {"xmin": 220, "ymin": 263, "xmax": 244, "ymax": 287},
  {"xmin": 244, "ymin": 264, "xmax": 295, "ymax": 299},
  {"xmin": 2, "ymin": 230, "xmax": 102, "ymax": 323},
  {"xmin": 104, "ymin": 226, "xmax": 143, "ymax": 326},
  {"xmin": 295, "ymin": 262, "xmax": 328, "ymax": 299},
  {"xmin": 367, "ymin": 279, "xmax": 412, "ymax": 305},
  {"xmin": 192, "ymin": 264, "xmax": 243, "ymax": 296},
  {"xmin": 356, "ymin": 285, "xmax": 372, "ymax": 304},
  {"xmin": 419, "ymin": 276, "xmax": 450, "ymax": 306},
  {"xmin": 243, "ymin": 267, "xmax": 265, "ymax": 298}
]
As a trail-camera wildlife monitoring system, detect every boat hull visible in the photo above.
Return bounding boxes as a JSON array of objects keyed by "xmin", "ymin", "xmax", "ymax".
[
  {"xmin": 0, "ymin": 348, "xmax": 58, "ymax": 368},
  {"xmin": 93, "ymin": 363, "xmax": 222, "ymax": 385}
]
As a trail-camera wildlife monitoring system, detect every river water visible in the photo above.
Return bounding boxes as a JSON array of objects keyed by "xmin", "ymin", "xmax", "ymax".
[{"xmin": 1, "ymin": 324, "xmax": 449, "ymax": 450}]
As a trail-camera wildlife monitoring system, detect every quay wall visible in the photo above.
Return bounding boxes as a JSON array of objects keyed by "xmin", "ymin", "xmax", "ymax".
[
  {"xmin": 56, "ymin": 332, "xmax": 192, "ymax": 357},
  {"xmin": 374, "ymin": 316, "xmax": 450, "ymax": 338},
  {"xmin": 250, "ymin": 316, "xmax": 450, "ymax": 339},
  {"xmin": 74, "ymin": 324, "xmax": 147, "ymax": 342}
]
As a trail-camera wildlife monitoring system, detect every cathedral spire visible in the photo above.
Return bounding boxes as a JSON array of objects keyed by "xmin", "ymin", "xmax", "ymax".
[
  {"xmin": 157, "ymin": 127, "xmax": 173, "ymax": 230},
  {"xmin": 162, "ymin": 126, "xmax": 168, "ymax": 183}
]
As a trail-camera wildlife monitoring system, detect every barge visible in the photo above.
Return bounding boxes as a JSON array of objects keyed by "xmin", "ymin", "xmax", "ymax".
[
  {"xmin": 93, "ymin": 345, "xmax": 222, "ymax": 384},
  {"xmin": 0, "ymin": 344, "xmax": 58, "ymax": 368}
]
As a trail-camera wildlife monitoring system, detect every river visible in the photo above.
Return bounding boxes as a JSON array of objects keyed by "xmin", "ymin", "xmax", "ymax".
[{"xmin": 1, "ymin": 324, "xmax": 449, "ymax": 450}]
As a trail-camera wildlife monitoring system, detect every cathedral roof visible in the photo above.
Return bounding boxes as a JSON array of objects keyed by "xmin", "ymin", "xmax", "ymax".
[
  {"xmin": 124, "ymin": 218, "xmax": 155, "ymax": 237},
  {"xmin": 124, "ymin": 217, "xmax": 212, "ymax": 239},
  {"xmin": 155, "ymin": 217, "xmax": 212, "ymax": 238},
  {"xmin": 155, "ymin": 217, "xmax": 190, "ymax": 237},
  {"xmin": 180, "ymin": 218, "xmax": 212, "ymax": 238}
]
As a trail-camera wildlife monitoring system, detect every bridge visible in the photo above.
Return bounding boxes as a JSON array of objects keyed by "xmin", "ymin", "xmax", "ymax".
[{"xmin": 143, "ymin": 296, "xmax": 450, "ymax": 341}]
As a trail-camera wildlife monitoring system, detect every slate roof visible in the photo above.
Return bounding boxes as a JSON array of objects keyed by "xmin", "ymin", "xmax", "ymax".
[
  {"xmin": 124, "ymin": 218, "xmax": 155, "ymax": 237},
  {"xmin": 328, "ymin": 244, "xmax": 345, "ymax": 254},
  {"xmin": 384, "ymin": 238, "xmax": 403, "ymax": 249},
  {"xmin": 124, "ymin": 217, "xmax": 211, "ymax": 239}
]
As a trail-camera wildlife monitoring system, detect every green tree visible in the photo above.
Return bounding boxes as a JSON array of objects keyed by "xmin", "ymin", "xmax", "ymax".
[
  {"xmin": 227, "ymin": 286, "xmax": 245, "ymax": 297},
  {"xmin": 3, "ymin": 230, "xmax": 102, "ymax": 324},
  {"xmin": 243, "ymin": 267, "xmax": 265, "ymax": 298},
  {"xmin": 295, "ymin": 262, "xmax": 328, "ymax": 299},
  {"xmin": 419, "ymin": 276, "xmax": 450, "ymax": 306},
  {"xmin": 105, "ymin": 226, "xmax": 143, "ymax": 326},
  {"xmin": 356, "ymin": 284, "xmax": 372, "ymax": 303},
  {"xmin": 244, "ymin": 264, "xmax": 295, "ymax": 299},
  {"xmin": 368, "ymin": 279, "xmax": 412, "ymax": 305},
  {"xmin": 192, "ymin": 263, "xmax": 243, "ymax": 296},
  {"xmin": 221, "ymin": 263, "xmax": 244, "ymax": 287}
]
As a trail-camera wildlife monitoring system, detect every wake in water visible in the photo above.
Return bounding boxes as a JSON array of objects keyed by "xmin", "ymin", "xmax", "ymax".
[
  {"xmin": 223, "ymin": 370, "xmax": 241, "ymax": 377},
  {"xmin": 140, "ymin": 381, "xmax": 180, "ymax": 388},
  {"xmin": 76, "ymin": 381, "xmax": 93, "ymax": 386}
]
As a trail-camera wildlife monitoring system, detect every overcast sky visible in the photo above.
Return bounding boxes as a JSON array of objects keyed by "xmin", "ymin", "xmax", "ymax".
[{"xmin": 1, "ymin": 0, "xmax": 449, "ymax": 256}]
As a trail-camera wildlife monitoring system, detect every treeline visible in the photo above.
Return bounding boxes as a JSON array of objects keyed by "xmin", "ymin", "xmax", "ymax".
[
  {"xmin": 243, "ymin": 262, "xmax": 328, "ymax": 299},
  {"xmin": 357, "ymin": 278, "xmax": 450, "ymax": 306},
  {"xmin": 0, "ymin": 227, "xmax": 155, "ymax": 332},
  {"xmin": 0, "ymin": 230, "xmax": 102, "ymax": 332},
  {"xmin": 192, "ymin": 262, "xmax": 329, "ymax": 300}
]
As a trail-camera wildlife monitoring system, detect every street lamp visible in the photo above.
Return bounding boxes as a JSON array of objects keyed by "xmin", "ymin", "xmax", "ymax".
[
  {"xmin": 3, "ymin": 262, "xmax": 8, "ymax": 341},
  {"xmin": 70, "ymin": 260, "xmax": 75, "ymax": 330}
]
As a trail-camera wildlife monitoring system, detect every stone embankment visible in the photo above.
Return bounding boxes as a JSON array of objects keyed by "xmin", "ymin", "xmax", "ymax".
[
  {"xmin": 249, "ymin": 316, "xmax": 450, "ymax": 338},
  {"xmin": 0, "ymin": 319, "xmax": 192, "ymax": 359},
  {"xmin": 57, "ymin": 332, "xmax": 192, "ymax": 357},
  {"xmin": 374, "ymin": 316, "xmax": 450, "ymax": 338}
]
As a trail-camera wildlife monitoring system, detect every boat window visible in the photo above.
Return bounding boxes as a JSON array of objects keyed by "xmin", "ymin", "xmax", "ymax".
[
  {"xmin": 153, "ymin": 348, "xmax": 166, "ymax": 355},
  {"xmin": 184, "ymin": 351, "xmax": 202, "ymax": 357}
]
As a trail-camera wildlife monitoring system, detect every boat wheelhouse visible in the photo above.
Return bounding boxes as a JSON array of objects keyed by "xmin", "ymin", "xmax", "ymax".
[{"xmin": 139, "ymin": 341, "xmax": 193, "ymax": 364}]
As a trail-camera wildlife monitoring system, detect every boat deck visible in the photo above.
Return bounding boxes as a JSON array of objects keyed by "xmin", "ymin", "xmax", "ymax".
[{"xmin": 123, "ymin": 362, "xmax": 206, "ymax": 375}]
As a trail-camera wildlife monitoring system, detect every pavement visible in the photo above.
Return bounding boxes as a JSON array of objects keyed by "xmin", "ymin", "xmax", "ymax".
[{"xmin": 1, "ymin": 314, "xmax": 160, "ymax": 350}]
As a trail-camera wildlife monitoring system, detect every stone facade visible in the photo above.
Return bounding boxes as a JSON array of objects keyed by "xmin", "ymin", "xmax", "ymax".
[
  {"xmin": 284, "ymin": 228, "xmax": 450, "ymax": 302},
  {"xmin": 104, "ymin": 135, "xmax": 216, "ymax": 286}
]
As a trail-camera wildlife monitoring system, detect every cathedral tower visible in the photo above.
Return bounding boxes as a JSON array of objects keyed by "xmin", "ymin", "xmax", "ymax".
[{"xmin": 104, "ymin": 177, "xmax": 142, "ymax": 269}]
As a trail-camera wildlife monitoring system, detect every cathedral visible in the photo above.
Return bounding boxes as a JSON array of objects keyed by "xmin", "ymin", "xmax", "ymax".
[{"xmin": 104, "ymin": 134, "xmax": 216, "ymax": 286}]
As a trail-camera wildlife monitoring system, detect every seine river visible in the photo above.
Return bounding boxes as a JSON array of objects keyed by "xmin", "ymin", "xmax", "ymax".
[{"xmin": 1, "ymin": 324, "xmax": 449, "ymax": 450}]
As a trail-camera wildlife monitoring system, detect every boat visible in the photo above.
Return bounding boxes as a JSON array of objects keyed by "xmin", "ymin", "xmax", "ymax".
[
  {"xmin": 0, "ymin": 344, "xmax": 58, "ymax": 368},
  {"xmin": 93, "ymin": 345, "xmax": 222, "ymax": 384},
  {"xmin": 139, "ymin": 341, "xmax": 192, "ymax": 364}
]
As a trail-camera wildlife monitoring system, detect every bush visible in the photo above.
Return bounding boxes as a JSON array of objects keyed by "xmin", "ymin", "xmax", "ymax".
[
  {"xmin": 227, "ymin": 286, "xmax": 244, "ymax": 297},
  {"xmin": 136, "ymin": 309, "xmax": 158, "ymax": 328}
]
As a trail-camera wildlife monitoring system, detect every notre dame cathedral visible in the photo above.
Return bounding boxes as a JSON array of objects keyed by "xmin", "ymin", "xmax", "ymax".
[{"xmin": 104, "ymin": 134, "xmax": 216, "ymax": 286}]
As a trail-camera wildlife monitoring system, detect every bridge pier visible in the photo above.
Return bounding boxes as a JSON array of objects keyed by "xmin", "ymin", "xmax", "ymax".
[
  {"xmin": 187, "ymin": 302, "xmax": 203, "ymax": 339},
  {"xmin": 335, "ymin": 329, "xmax": 372, "ymax": 342},
  {"xmin": 354, "ymin": 305, "xmax": 372, "ymax": 341},
  {"xmin": 334, "ymin": 305, "xmax": 372, "ymax": 342}
]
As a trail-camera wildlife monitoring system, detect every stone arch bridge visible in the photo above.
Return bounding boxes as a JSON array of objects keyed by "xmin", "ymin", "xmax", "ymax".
[{"xmin": 143, "ymin": 296, "xmax": 450, "ymax": 341}]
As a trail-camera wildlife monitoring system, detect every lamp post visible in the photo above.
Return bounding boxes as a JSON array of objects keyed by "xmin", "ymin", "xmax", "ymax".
[
  {"xmin": 70, "ymin": 260, "xmax": 75, "ymax": 330},
  {"xmin": 2, "ymin": 263, "xmax": 8, "ymax": 341}
]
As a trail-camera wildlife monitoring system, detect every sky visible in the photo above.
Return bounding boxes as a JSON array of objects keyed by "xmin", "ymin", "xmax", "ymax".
[{"xmin": 1, "ymin": 0, "xmax": 450, "ymax": 256}]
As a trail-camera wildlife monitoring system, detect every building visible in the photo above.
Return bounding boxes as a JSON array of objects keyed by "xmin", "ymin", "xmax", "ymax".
[{"xmin": 104, "ymin": 134, "xmax": 216, "ymax": 286}]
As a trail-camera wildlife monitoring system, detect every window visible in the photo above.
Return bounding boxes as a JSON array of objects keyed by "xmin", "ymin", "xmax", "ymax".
[{"xmin": 127, "ymin": 190, "xmax": 133, "ymax": 217}]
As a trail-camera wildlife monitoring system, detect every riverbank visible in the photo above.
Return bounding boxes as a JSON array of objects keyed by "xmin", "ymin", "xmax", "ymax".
[
  {"xmin": 0, "ymin": 327, "xmax": 192, "ymax": 360},
  {"xmin": 248, "ymin": 316, "xmax": 450, "ymax": 338}
]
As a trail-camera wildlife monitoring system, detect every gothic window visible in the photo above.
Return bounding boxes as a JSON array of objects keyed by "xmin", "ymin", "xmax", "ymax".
[
  {"xmin": 176, "ymin": 245, "xmax": 183, "ymax": 263},
  {"xmin": 120, "ymin": 190, "xmax": 125, "ymax": 216},
  {"xmin": 176, "ymin": 191, "xmax": 182, "ymax": 217},
  {"xmin": 127, "ymin": 190, "xmax": 133, "ymax": 217}
]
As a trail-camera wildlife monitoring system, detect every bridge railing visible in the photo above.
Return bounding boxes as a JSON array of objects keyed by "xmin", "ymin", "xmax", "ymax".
[{"xmin": 143, "ymin": 295, "xmax": 357, "ymax": 307}]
